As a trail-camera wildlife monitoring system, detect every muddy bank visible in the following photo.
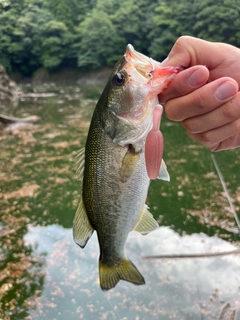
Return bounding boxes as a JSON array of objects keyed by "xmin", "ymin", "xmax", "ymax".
[{"xmin": 0, "ymin": 65, "xmax": 20, "ymax": 106}]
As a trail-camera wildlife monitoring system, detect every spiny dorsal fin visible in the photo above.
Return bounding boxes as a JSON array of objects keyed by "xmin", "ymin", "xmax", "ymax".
[
  {"xmin": 73, "ymin": 147, "xmax": 85, "ymax": 181},
  {"xmin": 158, "ymin": 159, "xmax": 170, "ymax": 182},
  {"xmin": 133, "ymin": 205, "xmax": 159, "ymax": 234},
  {"xmin": 73, "ymin": 194, "xmax": 94, "ymax": 248}
]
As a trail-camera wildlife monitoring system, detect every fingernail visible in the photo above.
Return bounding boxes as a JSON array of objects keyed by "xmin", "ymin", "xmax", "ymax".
[
  {"xmin": 188, "ymin": 69, "xmax": 208, "ymax": 87},
  {"xmin": 215, "ymin": 81, "xmax": 238, "ymax": 101}
]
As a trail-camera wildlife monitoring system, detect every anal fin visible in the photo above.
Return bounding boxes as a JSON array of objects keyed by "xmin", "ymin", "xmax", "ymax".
[{"xmin": 158, "ymin": 159, "xmax": 170, "ymax": 182}]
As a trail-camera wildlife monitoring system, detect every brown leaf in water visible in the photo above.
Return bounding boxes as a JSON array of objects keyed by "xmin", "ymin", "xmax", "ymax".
[
  {"xmin": 218, "ymin": 303, "xmax": 237, "ymax": 320},
  {"xmin": 48, "ymin": 177, "xmax": 69, "ymax": 184},
  {"xmin": 0, "ymin": 228, "xmax": 17, "ymax": 238},
  {"xmin": 2, "ymin": 183, "xmax": 40, "ymax": 200},
  {"xmin": 51, "ymin": 141, "xmax": 69, "ymax": 149},
  {"xmin": 0, "ymin": 283, "xmax": 13, "ymax": 295}
]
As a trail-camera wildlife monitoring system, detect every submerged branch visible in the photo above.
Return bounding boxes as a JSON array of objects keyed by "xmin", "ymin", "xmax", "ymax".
[{"xmin": 0, "ymin": 114, "xmax": 41, "ymax": 125}]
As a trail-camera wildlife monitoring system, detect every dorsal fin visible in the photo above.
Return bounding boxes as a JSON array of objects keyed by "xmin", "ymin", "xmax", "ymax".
[{"xmin": 73, "ymin": 147, "xmax": 85, "ymax": 181}]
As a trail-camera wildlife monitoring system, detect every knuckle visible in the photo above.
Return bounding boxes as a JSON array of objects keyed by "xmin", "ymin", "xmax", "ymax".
[
  {"xmin": 189, "ymin": 131, "xmax": 215, "ymax": 146},
  {"xmin": 209, "ymin": 143, "xmax": 221, "ymax": 152},
  {"xmin": 182, "ymin": 118, "xmax": 199, "ymax": 133},
  {"xmin": 192, "ymin": 91, "xmax": 208, "ymax": 112},
  {"xmin": 197, "ymin": 131, "xmax": 214, "ymax": 145},
  {"xmin": 220, "ymin": 104, "xmax": 235, "ymax": 121},
  {"xmin": 229, "ymin": 119, "xmax": 240, "ymax": 133},
  {"xmin": 165, "ymin": 103, "xmax": 179, "ymax": 121},
  {"xmin": 175, "ymin": 36, "xmax": 190, "ymax": 47}
]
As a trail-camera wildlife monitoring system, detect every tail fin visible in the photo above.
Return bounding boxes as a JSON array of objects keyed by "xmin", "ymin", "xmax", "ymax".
[{"xmin": 99, "ymin": 258, "xmax": 145, "ymax": 291}]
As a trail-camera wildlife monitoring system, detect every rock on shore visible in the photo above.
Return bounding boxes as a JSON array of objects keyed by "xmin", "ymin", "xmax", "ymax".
[{"xmin": 0, "ymin": 64, "xmax": 20, "ymax": 106}]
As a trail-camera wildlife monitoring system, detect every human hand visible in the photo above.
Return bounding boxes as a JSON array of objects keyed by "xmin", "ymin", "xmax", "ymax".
[{"xmin": 159, "ymin": 36, "xmax": 240, "ymax": 151}]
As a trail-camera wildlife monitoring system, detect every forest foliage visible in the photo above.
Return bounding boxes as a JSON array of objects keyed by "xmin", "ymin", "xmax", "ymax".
[{"xmin": 1, "ymin": 0, "xmax": 240, "ymax": 76}]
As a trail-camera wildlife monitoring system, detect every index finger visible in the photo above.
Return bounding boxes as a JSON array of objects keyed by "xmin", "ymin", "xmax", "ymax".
[{"xmin": 165, "ymin": 77, "xmax": 239, "ymax": 121}]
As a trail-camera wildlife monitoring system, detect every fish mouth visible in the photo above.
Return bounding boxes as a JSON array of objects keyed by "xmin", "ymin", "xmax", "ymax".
[
  {"xmin": 125, "ymin": 44, "xmax": 154, "ymax": 84},
  {"xmin": 124, "ymin": 44, "xmax": 180, "ymax": 86},
  {"xmin": 125, "ymin": 44, "xmax": 154, "ymax": 65}
]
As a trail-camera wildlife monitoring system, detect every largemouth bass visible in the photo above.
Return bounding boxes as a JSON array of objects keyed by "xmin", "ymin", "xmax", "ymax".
[{"xmin": 73, "ymin": 44, "xmax": 180, "ymax": 290}]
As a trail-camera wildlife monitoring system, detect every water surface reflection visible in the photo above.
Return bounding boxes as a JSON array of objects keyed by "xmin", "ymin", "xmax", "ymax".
[
  {"xmin": 0, "ymin": 84, "xmax": 240, "ymax": 319},
  {"xmin": 24, "ymin": 225, "xmax": 240, "ymax": 319}
]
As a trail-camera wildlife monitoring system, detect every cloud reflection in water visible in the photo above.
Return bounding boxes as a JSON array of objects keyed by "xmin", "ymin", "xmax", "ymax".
[{"xmin": 24, "ymin": 225, "xmax": 240, "ymax": 320}]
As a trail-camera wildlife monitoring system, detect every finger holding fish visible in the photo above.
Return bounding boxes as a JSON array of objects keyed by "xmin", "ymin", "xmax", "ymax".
[
  {"xmin": 159, "ymin": 36, "xmax": 240, "ymax": 151},
  {"xmin": 163, "ymin": 75, "xmax": 240, "ymax": 151},
  {"xmin": 181, "ymin": 88, "xmax": 240, "ymax": 133},
  {"xmin": 164, "ymin": 77, "xmax": 239, "ymax": 122},
  {"xmin": 158, "ymin": 65, "xmax": 209, "ymax": 106},
  {"xmin": 187, "ymin": 115, "xmax": 240, "ymax": 152}
]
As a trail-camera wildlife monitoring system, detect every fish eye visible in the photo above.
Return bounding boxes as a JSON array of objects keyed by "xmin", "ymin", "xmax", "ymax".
[{"xmin": 112, "ymin": 73, "xmax": 125, "ymax": 87}]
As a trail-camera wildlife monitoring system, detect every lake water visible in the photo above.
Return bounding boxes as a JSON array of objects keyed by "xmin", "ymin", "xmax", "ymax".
[{"xmin": 0, "ymin": 83, "xmax": 240, "ymax": 320}]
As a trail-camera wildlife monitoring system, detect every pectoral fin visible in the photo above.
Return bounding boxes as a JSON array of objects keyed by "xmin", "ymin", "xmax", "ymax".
[
  {"xmin": 158, "ymin": 159, "xmax": 170, "ymax": 182},
  {"xmin": 133, "ymin": 205, "xmax": 159, "ymax": 234},
  {"xmin": 120, "ymin": 147, "xmax": 140, "ymax": 182}
]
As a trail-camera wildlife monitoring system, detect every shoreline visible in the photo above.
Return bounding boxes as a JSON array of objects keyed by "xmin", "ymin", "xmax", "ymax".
[{"xmin": 11, "ymin": 67, "xmax": 112, "ymax": 86}]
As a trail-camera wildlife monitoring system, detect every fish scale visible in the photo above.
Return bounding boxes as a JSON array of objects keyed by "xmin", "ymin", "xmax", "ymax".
[{"xmin": 84, "ymin": 108, "xmax": 147, "ymax": 258}]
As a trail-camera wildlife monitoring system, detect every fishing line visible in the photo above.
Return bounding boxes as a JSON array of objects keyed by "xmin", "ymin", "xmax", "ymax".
[
  {"xmin": 106, "ymin": 298, "xmax": 122, "ymax": 320},
  {"xmin": 211, "ymin": 154, "xmax": 240, "ymax": 232},
  {"xmin": 142, "ymin": 249, "xmax": 240, "ymax": 259}
]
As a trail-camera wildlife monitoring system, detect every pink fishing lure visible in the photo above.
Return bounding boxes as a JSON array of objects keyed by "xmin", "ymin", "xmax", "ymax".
[{"xmin": 145, "ymin": 105, "xmax": 164, "ymax": 180}]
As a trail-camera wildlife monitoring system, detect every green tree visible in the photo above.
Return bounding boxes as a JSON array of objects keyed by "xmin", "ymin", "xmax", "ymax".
[
  {"xmin": 1, "ymin": 0, "xmax": 240, "ymax": 76},
  {"xmin": 149, "ymin": 0, "xmax": 240, "ymax": 61},
  {"xmin": 94, "ymin": 0, "xmax": 120, "ymax": 16},
  {"xmin": 192, "ymin": 0, "xmax": 240, "ymax": 46},
  {"xmin": 0, "ymin": 2, "xmax": 74, "ymax": 74},
  {"xmin": 10, "ymin": 5, "xmax": 65, "ymax": 74},
  {"xmin": 0, "ymin": 10, "xmax": 18, "ymax": 71},
  {"xmin": 40, "ymin": 20, "xmax": 73, "ymax": 68},
  {"xmin": 77, "ymin": 9, "xmax": 122, "ymax": 69},
  {"xmin": 12, "ymin": 5, "xmax": 47, "ymax": 73},
  {"xmin": 0, "ymin": 0, "xmax": 10, "ymax": 9},
  {"xmin": 43, "ymin": 0, "xmax": 96, "ymax": 30},
  {"xmin": 112, "ymin": 0, "xmax": 156, "ymax": 55},
  {"xmin": 3, "ymin": 0, "xmax": 25, "ymax": 14},
  {"xmin": 148, "ymin": 1, "xmax": 182, "ymax": 61}
]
